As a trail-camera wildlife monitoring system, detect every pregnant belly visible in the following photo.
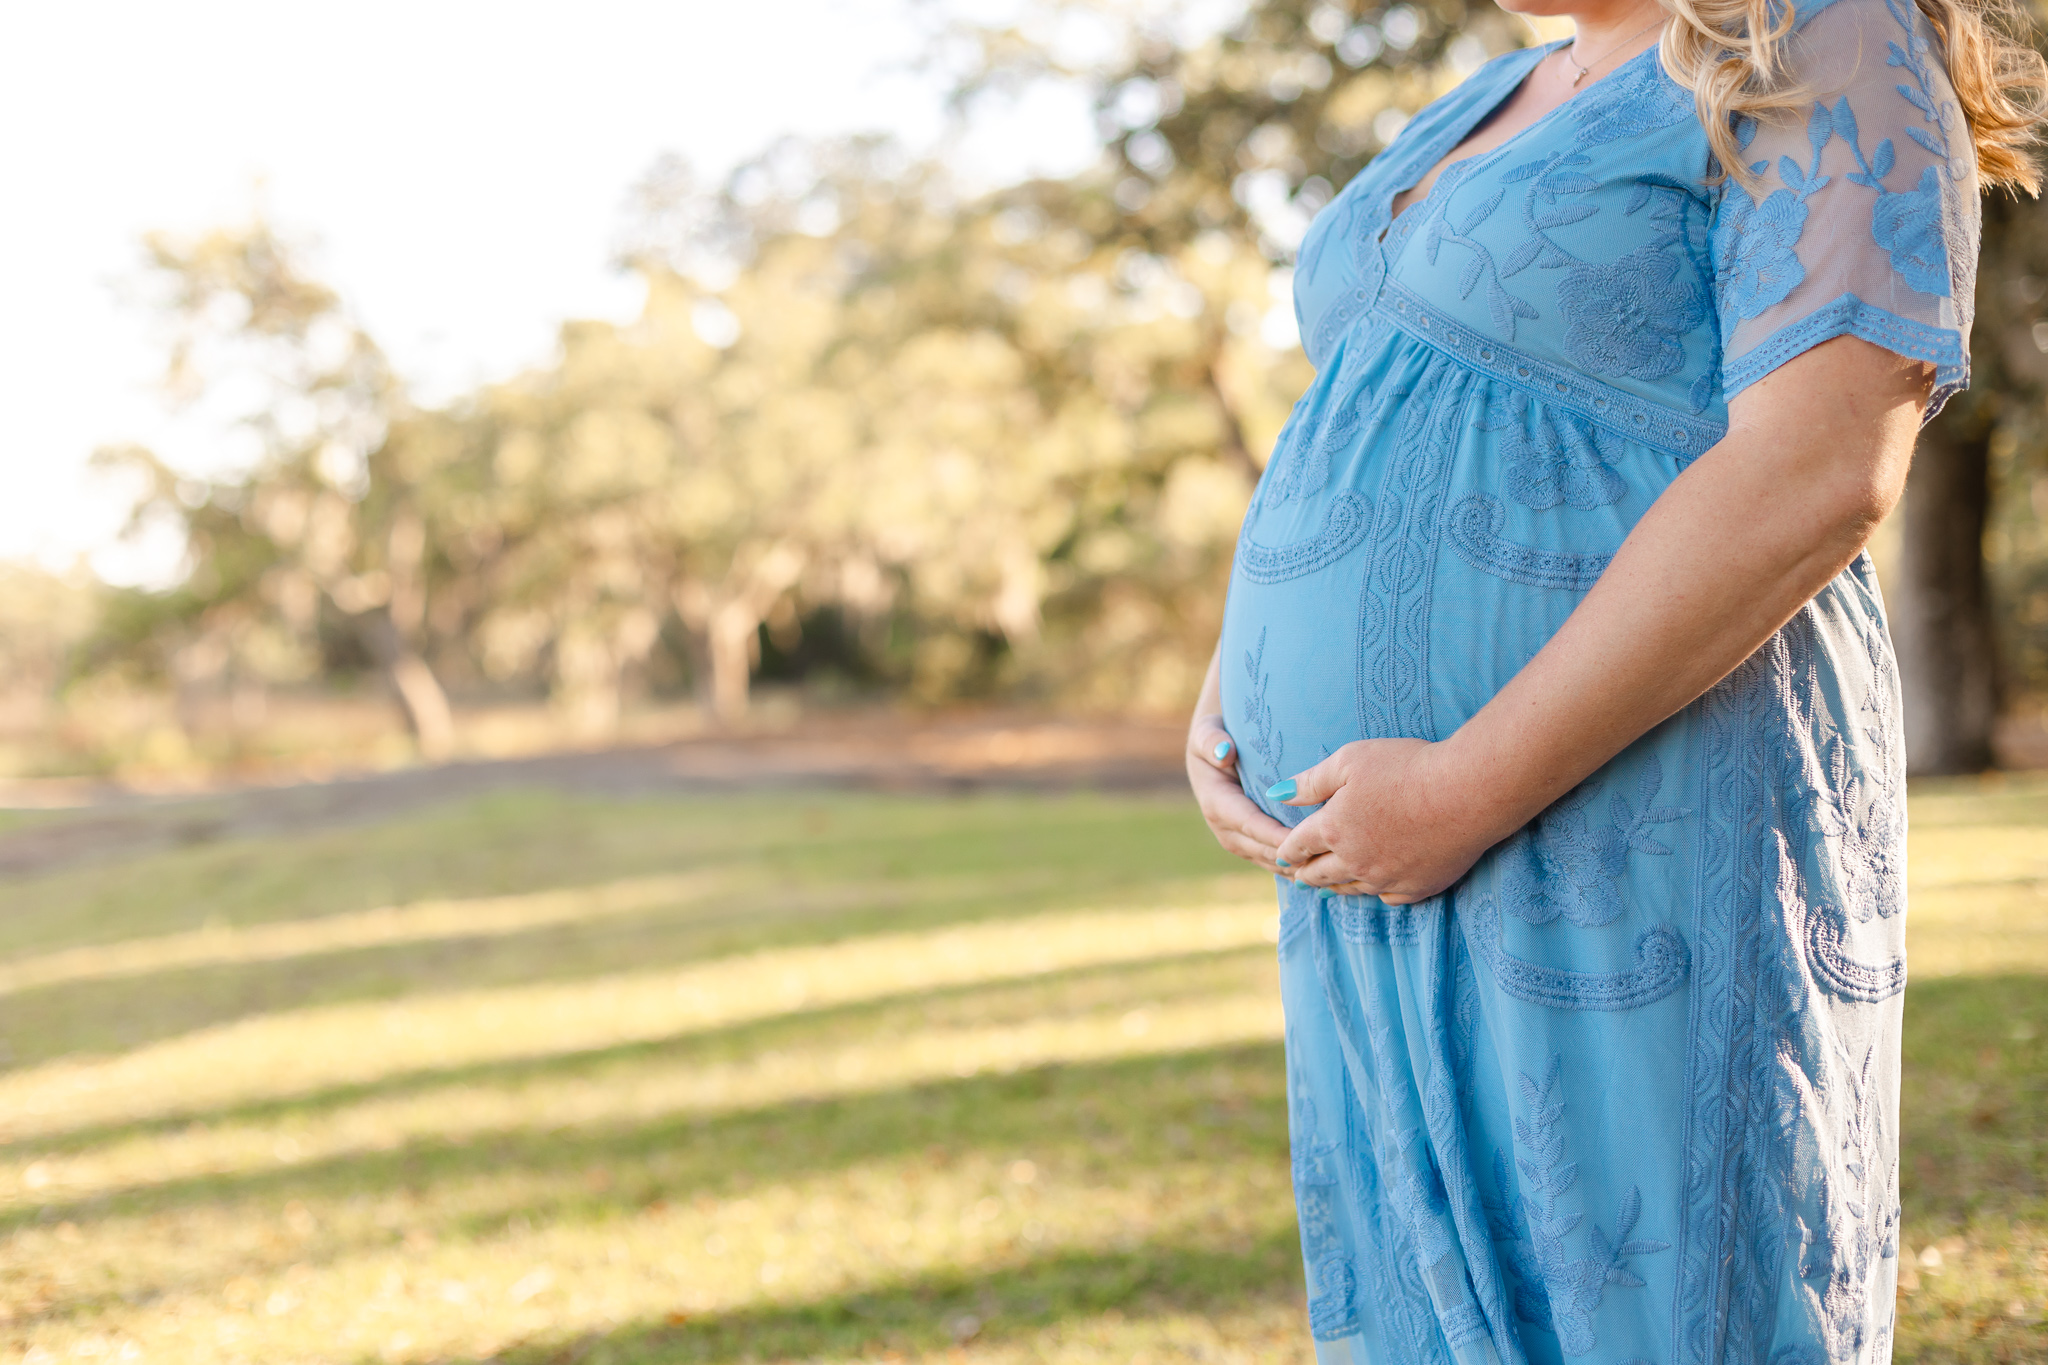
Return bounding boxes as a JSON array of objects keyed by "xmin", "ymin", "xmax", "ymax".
[
  {"xmin": 1218, "ymin": 371, "xmax": 1677, "ymax": 821},
  {"xmin": 1217, "ymin": 542, "xmax": 1373, "ymax": 821}
]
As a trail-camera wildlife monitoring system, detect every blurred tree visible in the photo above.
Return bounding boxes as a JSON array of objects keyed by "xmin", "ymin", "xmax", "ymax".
[
  {"xmin": 89, "ymin": 2, "xmax": 1524, "ymax": 731},
  {"xmin": 1892, "ymin": 191, "xmax": 2039, "ymax": 773},
  {"xmin": 0, "ymin": 565, "xmax": 97, "ymax": 708},
  {"xmin": 617, "ymin": 134, "xmax": 1306, "ymax": 714},
  {"xmin": 83, "ymin": 0, "xmax": 2045, "ymax": 764},
  {"xmin": 94, "ymin": 225, "xmax": 455, "ymax": 757},
  {"xmin": 1893, "ymin": 7, "xmax": 2048, "ymax": 774},
  {"xmin": 952, "ymin": 0, "xmax": 1521, "ymax": 260},
  {"xmin": 843, "ymin": 0, "xmax": 1526, "ymax": 704}
]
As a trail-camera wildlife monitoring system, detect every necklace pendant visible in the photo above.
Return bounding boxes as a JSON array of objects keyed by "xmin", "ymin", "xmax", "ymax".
[{"xmin": 1569, "ymin": 67, "xmax": 1588, "ymax": 86}]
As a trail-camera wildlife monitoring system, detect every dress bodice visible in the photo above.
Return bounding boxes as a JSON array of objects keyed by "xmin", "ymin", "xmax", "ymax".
[{"xmin": 1292, "ymin": 0, "xmax": 1978, "ymax": 454}]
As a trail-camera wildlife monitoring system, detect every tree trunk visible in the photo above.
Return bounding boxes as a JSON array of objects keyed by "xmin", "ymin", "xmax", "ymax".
[
  {"xmin": 1203, "ymin": 349, "xmax": 1264, "ymax": 485},
  {"xmin": 688, "ymin": 545, "xmax": 807, "ymax": 726},
  {"xmin": 357, "ymin": 609, "xmax": 456, "ymax": 761},
  {"xmin": 1892, "ymin": 411, "xmax": 2000, "ymax": 775},
  {"xmin": 707, "ymin": 598, "xmax": 760, "ymax": 725}
]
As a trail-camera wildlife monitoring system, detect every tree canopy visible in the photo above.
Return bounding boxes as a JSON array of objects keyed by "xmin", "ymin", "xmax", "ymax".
[{"xmin": 80, "ymin": 0, "xmax": 2048, "ymax": 753}]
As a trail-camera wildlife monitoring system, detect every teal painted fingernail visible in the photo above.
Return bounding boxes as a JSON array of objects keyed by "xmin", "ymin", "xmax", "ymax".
[
  {"xmin": 1275, "ymin": 857, "xmax": 1291, "ymax": 868},
  {"xmin": 1266, "ymin": 779, "xmax": 1297, "ymax": 802},
  {"xmin": 1213, "ymin": 739, "xmax": 1233, "ymax": 761}
]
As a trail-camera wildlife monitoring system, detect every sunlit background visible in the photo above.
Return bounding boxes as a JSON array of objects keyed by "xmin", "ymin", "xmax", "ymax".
[
  {"xmin": 0, "ymin": 2, "xmax": 2043, "ymax": 1362},
  {"xmin": 3, "ymin": 0, "xmax": 1097, "ymax": 582}
]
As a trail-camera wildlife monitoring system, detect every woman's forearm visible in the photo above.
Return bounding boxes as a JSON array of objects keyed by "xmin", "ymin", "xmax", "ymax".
[{"xmin": 1433, "ymin": 336, "xmax": 1931, "ymax": 845}]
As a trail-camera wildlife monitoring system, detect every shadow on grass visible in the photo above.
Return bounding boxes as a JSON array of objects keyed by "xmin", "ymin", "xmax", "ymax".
[
  {"xmin": 19, "ymin": 971, "xmax": 2042, "ymax": 1236},
  {"xmin": 0, "ymin": 863, "xmax": 1246, "ymax": 1073},
  {"xmin": 9, "ymin": 1036, "xmax": 1289, "ymax": 1246},
  {"xmin": 7, "ymin": 944, "xmax": 1274, "ymax": 1164},
  {"xmin": 455, "ymin": 1228, "xmax": 1308, "ymax": 1365},
  {"xmin": 0, "ymin": 790, "xmax": 1227, "ymax": 964}
]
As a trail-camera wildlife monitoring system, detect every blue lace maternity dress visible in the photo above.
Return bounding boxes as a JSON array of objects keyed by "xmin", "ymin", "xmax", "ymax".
[{"xmin": 1216, "ymin": 2, "xmax": 1979, "ymax": 1362}]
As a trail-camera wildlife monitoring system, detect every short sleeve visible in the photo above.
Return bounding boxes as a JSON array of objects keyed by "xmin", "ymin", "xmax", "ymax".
[{"xmin": 1708, "ymin": 0, "xmax": 1981, "ymax": 416}]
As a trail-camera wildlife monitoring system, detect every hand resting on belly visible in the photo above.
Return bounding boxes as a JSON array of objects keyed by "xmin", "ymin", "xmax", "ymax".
[{"xmin": 1189, "ymin": 333, "xmax": 1933, "ymax": 902}]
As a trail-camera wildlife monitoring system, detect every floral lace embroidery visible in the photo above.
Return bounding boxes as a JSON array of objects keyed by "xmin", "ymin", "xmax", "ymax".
[
  {"xmin": 1485, "ymin": 396, "xmax": 1629, "ymax": 511},
  {"xmin": 1462, "ymin": 892, "xmax": 1692, "ymax": 1011},
  {"xmin": 1450, "ymin": 930, "xmax": 1481, "ymax": 1080},
  {"xmin": 1784, "ymin": 598, "xmax": 1907, "ymax": 923},
  {"xmin": 1412, "ymin": 911, "xmax": 1523, "ymax": 1359},
  {"xmin": 1310, "ymin": 1255, "xmax": 1360, "ymax": 1337},
  {"xmin": 1497, "ymin": 759, "xmax": 1688, "ymax": 928},
  {"xmin": 1675, "ymin": 632, "xmax": 1796, "ymax": 1365},
  {"xmin": 1263, "ymin": 346, "xmax": 1396, "ymax": 506},
  {"xmin": 1558, "ymin": 241, "xmax": 1706, "ymax": 381},
  {"xmin": 1354, "ymin": 359, "xmax": 1471, "ymax": 741},
  {"xmin": 1447, "ymin": 492, "xmax": 1614, "ymax": 591},
  {"xmin": 1239, "ymin": 627, "xmax": 1287, "ymax": 814},
  {"xmin": 1710, "ymin": 0, "xmax": 1975, "ymax": 412},
  {"xmin": 1860, "ymin": 0, "xmax": 1961, "ymax": 295},
  {"xmin": 1303, "ymin": 903, "xmax": 1508, "ymax": 1359},
  {"xmin": 1713, "ymin": 185, "xmax": 1810, "ymax": 326},
  {"xmin": 1674, "ymin": 590, "xmax": 1909, "ymax": 1365},
  {"xmin": 1484, "ymin": 1055, "xmax": 1671, "ymax": 1356},
  {"xmin": 1751, "ymin": 85, "xmax": 1955, "ymax": 300},
  {"xmin": 1805, "ymin": 906, "xmax": 1906, "ymax": 1002},
  {"xmin": 1346, "ymin": 1073, "xmax": 1457, "ymax": 1364},
  {"xmin": 1277, "ymin": 877, "xmax": 1319, "ymax": 952},
  {"xmin": 1413, "ymin": 55, "xmax": 1696, "ymax": 354},
  {"xmin": 1305, "ymin": 1010, "xmax": 1454, "ymax": 1360},
  {"xmin": 1778, "ymin": 831, "xmax": 1908, "ymax": 1003},
  {"xmin": 1361, "ymin": 967, "xmax": 1497, "ymax": 1354},
  {"xmin": 1236, "ymin": 492, "xmax": 1375, "ymax": 584},
  {"xmin": 1716, "ymin": 110, "xmax": 1834, "ymax": 328},
  {"xmin": 1325, "ymin": 891, "xmax": 1432, "ymax": 944},
  {"xmin": 1785, "ymin": 1037, "xmax": 1903, "ymax": 1360},
  {"xmin": 1380, "ymin": 283, "xmax": 1729, "ymax": 459},
  {"xmin": 1289, "ymin": 1067, "xmax": 1362, "ymax": 1339}
]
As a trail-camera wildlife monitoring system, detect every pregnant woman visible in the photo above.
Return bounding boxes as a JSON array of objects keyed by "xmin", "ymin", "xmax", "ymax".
[{"xmin": 1185, "ymin": 0, "xmax": 2043, "ymax": 1360}]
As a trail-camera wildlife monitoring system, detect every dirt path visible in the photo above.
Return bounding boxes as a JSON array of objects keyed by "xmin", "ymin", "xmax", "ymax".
[{"xmin": 0, "ymin": 713, "xmax": 1192, "ymax": 881}]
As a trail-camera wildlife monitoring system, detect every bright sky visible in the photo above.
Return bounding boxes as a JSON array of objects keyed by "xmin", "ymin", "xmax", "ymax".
[{"xmin": 0, "ymin": 1, "xmax": 1103, "ymax": 580}]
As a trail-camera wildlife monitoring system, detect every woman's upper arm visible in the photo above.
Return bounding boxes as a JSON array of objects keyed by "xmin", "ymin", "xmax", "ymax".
[{"xmin": 1722, "ymin": 332, "xmax": 1932, "ymax": 525}]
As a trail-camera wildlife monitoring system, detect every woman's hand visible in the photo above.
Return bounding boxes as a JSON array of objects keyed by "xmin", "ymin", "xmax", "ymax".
[
  {"xmin": 1187, "ymin": 711, "xmax": 1292, "ymax": 874},
  {"xmin": 1270, "ymin": 738, "xmax": 1502, "ymax": 904}
]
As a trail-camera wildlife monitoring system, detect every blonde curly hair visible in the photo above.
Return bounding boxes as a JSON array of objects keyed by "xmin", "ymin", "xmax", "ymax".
[{"xmin": 1657, "ymin": 0, "xmax": 2048, "ymax": 192}]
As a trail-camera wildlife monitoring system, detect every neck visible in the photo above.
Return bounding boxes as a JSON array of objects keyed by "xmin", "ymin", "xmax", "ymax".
[{"xmin": 1564, "ymin": 0, "xmax": 1664, "ymax": 60}]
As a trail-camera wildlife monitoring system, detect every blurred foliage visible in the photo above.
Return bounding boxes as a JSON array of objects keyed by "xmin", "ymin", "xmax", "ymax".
[
  {"xmin": 1977, "ymin": 194, "xmax": 2048, "ymax": 706},
  {"xmin": 1923, "ymin": 0, "xmax": 2048, "ymax": 714},
  {"xmin": 89, "ymin": 227, "xmax": 455, "ymax": 754},
  {"xmin": 62, "ymin": 0, "xmax": 1503, "ymax": 744},
  {"xmin": 9, "ymin": 0, "xmax": 2043, "ymax": 761}
]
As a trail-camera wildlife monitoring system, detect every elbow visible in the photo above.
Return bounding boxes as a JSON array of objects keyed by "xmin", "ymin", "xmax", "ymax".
[
  {"xmin": 1821, "ymin": 461, "xmax": 1907, "ymax": 557},
  {"xmin": 1847, "ymin": 478, "xmax": 1900, "ymax": 542}
]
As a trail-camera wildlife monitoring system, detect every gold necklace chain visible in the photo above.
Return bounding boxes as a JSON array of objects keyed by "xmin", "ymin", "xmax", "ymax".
[{"xmin": 1561, "ymin": 12, "xmax": 1665, "ymax": 86}]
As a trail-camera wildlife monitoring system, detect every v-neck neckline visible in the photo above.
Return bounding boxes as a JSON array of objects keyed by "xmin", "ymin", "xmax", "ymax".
[{"xmin": 1374, "ymin": 37, "xmax": 1663, "ymax": 243}]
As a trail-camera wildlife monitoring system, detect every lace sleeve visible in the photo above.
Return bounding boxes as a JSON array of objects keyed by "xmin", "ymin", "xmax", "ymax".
[{"xmin": 1708, "ymin": 0, "xmax": 1981, "ymax": 415}]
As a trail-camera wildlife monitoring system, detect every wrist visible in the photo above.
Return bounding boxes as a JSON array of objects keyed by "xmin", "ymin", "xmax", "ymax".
[{"xmin": 1425, "ymin": 727, "xmax": 1529, "ymax": 849}]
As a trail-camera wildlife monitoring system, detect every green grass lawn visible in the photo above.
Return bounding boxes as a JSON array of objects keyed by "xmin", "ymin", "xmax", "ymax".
[{"xmin": 0, "ymin": 778, "xmax": 2041, "ymax": 1364}]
